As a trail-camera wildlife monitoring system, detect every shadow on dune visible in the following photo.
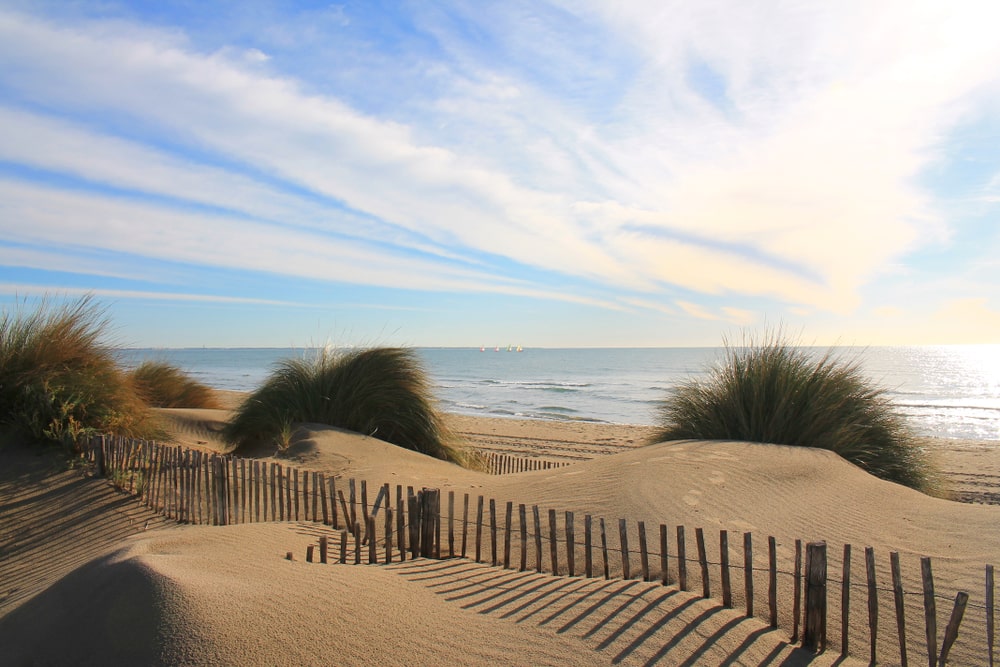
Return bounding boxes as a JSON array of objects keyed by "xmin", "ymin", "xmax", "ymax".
[
  {"xmin": 386, "ymin": 558, "xmax": 858, "ymax": 666},
  {"xmin": 0, "ymin": 551, "xmax": 166, "ymax": 666}
]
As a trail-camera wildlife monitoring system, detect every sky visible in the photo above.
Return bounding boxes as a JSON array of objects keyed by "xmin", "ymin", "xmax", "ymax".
[{"xmin": 1, "ymin": 0, "xmax": 1000, "ymax": 348}]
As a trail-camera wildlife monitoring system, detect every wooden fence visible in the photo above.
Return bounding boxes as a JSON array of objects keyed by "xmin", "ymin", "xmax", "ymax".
[
  {"xmin": 88, "ymin": 435, "xmax": 995, "ymax": 665},
  {"xmin": 478, "ymin": 451, "xmax": 571, "ymax": 475}
]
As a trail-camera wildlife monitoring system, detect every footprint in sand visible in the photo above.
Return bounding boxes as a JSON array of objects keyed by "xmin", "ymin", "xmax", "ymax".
[
  {"xmin": 709, "ymin": 470, "xmax": 725, "ymax": 485},
  {"xmin": 683, "ymin": 489, "xmax": 702, "ymax": 507}
]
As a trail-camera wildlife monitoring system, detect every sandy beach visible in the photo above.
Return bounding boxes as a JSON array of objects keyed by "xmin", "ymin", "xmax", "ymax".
[{"xmin": 2, "ymin": 404, "xmax": 999, "ymax": 665}]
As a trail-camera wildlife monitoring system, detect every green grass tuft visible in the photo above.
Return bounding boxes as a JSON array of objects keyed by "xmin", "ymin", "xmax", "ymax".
[
  {"xmin": 0, "ymin": 296, "xmax": 161, "ymax": 448},
  {"xmin": 653, "ymin": 331, "xmax": 936, "ymax": 493},
  {"xmin": 224, "ymin": 347, "xmax": 467, "ymax": 465},
  {"xmin": 127, "ymin": 360, "xmax": 222, "ymax": 409}
]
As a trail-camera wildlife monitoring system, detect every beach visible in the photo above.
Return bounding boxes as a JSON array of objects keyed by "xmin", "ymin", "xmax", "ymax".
[{"xmin": 2, "ymin": 405, "xmax": 999, "ymax": 665}]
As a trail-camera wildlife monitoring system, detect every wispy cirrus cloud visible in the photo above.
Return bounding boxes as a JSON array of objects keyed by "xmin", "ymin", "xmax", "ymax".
[{"xmin": 1, "ymin": 2, "xmax": 999, "ymax": 345}]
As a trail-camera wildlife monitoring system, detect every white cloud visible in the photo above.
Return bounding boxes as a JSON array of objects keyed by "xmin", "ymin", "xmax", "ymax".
[{"xmin": 1, "ymin": 3, "xmax": 999, "ymax": 327}]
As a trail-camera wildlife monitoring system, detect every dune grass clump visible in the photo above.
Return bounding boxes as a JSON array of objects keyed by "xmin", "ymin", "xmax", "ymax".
[
  {"xmin": 127, "ymin": 361, "xmax": 221, "ymax": 409},
  {"xmin": 224, "ymin": 347, "xmax": 466, "ymax": 465},
  {"xmin": 0, "ymin": 296, "xmax": 158, "ymax": 448},
  {"xmin": 654, "ymin": 332, "xmax": 934, "ymax": 492}
]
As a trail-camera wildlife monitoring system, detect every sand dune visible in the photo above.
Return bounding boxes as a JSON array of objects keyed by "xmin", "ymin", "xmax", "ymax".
[{"xmin": 3, "ymin": 411, "xmax": 998, "ymax": 665}]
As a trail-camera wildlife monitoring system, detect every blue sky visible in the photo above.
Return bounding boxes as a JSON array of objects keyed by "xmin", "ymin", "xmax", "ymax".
[{"xmin": 2, "ymin": 1, "xmax": 1000, "ymax": 348}]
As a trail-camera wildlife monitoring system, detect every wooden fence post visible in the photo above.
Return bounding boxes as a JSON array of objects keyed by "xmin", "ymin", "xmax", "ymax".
[
  {"xmin": 420, "ymin": 489, "xmax": 440, "ymax": 558},
  {"xmin": 744, "ymin": 532, "xmax": 754, "ymax": 617},
  {"xmin": 891, "ymin": 551, "xmax": 909, "ymax": 666},
  {"xmin": 988, "ymin": 564, "xmax": 995, "ymax": 667},
  {"xmin": 319, "ymin": 535, "xmax": 328, "ymax": 564},
  {"xmin": 585, "ymin": 515, "xmax": 593, "ymax": 578},
  {"xmin": 768, "ymin": 536, "xmax": 778, "ymax": 628},
  {"xmin": 677, "ymin": 526, "xmax": 688, "ymax": 592},
  {"xmin": 793, "ymin": 539, "xmax": 802, "ymax": 642},
  {"xmin": 841, "ymin": 544, "xmax": 852, "ymax": 658},
  {"xmin": 448, "ymin": 491, "xmax": 456, "ymax": 558},
  {"xmin": 385, "ymin": 508, "xmax": 394, "ymax": 564},
  {"xmin": 549, "ymin": 509, "xmax": 559, "ymax": 575},
  {"xmin": 600, "ymin": 518, "xmax": 609, "ymax": 580},
  {"xmin": 696, "ymin": 527, "xmax": 710, "ymax": 598},
  {"xmin": 533, "ymin": 505, "xmax": 543, "ymax": 573},
  {"xmin": 638, "ymin": 521, "xmax": 649, "ymax": 582},
  {"xmin": 619, "ymin": 519, "xmax": 630, "ymax": 580},
  {"xmin": 921, "ymin": 556, "xmax": 938, "ymax": 667},
  {"xmin": 660, "ymin": 524, "xmax": 670, "ymax": 586},
  {"xmin": 503, "ymin": 501, "xmax": 513, "ymax": 569},
  {"xmin": 939, "ymin": 591, "xmax": 969, "ymax": 665},
  {"xmin": 720, "ymin": 530, "xmax": 732, "ymax": 608},
  {"xmin": 461, "ymin": 493, "xmax": 469, "ymax": 558},
  {"xmin": 490, "ymin": 499, "xmax": 498, "ymax": 567},
  {"xmin": 566, "ymin": 512, "xmax": 576, "ymax": 577},
  {"xmin": 802, "ymin": 541, "xmax": 827, "ymax": 653},
  {"xmin": 475, "ymin": 496, "xmax": 484, "ymax": 563},
  {"xmin": 519, "ymin": 504, "xmax": 528, "ymax": 571},
  {"xmin": 866, "ymin": 546, "xmax": 879, "ymax": 665}
]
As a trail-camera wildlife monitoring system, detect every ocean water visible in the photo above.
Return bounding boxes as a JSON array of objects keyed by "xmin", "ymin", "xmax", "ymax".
[{"xmin": 118, "ymin": 346, "xmax": 1000, "ymax": 442}]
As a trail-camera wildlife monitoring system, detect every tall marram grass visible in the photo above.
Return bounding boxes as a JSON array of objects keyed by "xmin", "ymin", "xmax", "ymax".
[
  {"xmin": 0, "ymin": 296, "xmax": 159, "ymax": 447},
  {"xmin": 654, "ymin": 332, "xmax": 935, "ymax": 493},
  {"xmin": 128, "ymin": 361, "xmax": 221, "ymax": 409},
  {"xmin": 224, "ymin": 347, "xmax": 468, "ymax": 466}
]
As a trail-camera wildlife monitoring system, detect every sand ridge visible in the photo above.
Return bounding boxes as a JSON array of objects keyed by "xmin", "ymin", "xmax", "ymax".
[{"xmin": 3, "ymin": 409, "xmax": 999, "ymax": 664}]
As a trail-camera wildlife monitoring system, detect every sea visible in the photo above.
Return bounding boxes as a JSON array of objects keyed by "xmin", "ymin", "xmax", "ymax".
[{"xmin": 118, "ymin": 346, "xmax": 1000, "ymax": 442}]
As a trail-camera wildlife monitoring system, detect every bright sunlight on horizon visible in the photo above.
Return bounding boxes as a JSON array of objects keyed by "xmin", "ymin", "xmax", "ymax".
[{"xmin": 1, "ymin": 1, "xmax": 999, "ymax": 348}]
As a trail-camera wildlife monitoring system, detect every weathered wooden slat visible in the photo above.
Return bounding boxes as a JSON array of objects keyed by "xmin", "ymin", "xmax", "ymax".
[
  {"xmin": 638, "ymin": 521, "xmax": 649, "ymax": 582},
  {"xmin": 921, "ymin": 556, "xmax": 937, "ymax": 667},
  {"xmin": 348, "ymin": 478, "xmax": 357, "ymax": 528},
  {"xmin": 503, "ymin": 501, "xmax": 513, "ymax": 569},
  {"xmin": 448, "ymin": 491, "xmax": 456, "ymax": 558},
  {"xmin": 319, "ymin": 535, "xmax": 328, "ymax": 564},
  {"xmin": 677, "ymin": 526, "xmax": 688, "ymax": 592},
  {"xmin": 585, "ymin": 515, "xmax": 594, "ymax": 578},
  {"xmin": 270, "ymin": 462, "xmax": 277, "ymax": 522},
  {"xmin": 461, "ymin": 493, "xmax": 470, "ymax": 559},
  {"xmin": 550, "ymin": 509, "xmax": 559, "ymax": 575},
  {"xmin": 385, "ymin": 507, "xmax": 394, "ymax": 564},
  {"xmin": 340, "ymin": 530, "xmax": 348, "ymax": 564},
  {"xmin": 354, "ymin": 521, "xmax": 362, "ymax": 565},
  {"xmin": 534, "ymin": 505, "xmax": 543, "ymax": 573},
  {"xmin": 803, "ymin": 541, "xmax": 827, "ymax": 653},
  {"xmin": 490, "ymin": 498, "xmax": 498, "ymax": 567},
  {"xmin": 619, "ymin": 519, "xmax": 630, "ymax": 580},
  {"xmin": 988, "ymin": 564, "xmax": 995, "ymax": 667},
  {"xmin": 744, "ymin": 532, "xmax": 754, "ymax": 618},
  {"xmin": 768, "ymin": 536, "xmax": 778, "ymax": 628},
  {"xmin": 566, "ymin": 512, "xmax": 576, "ymax": 577},
  {"xmin": 696, "ymin": 527, "xmax": 710, "ymax": 599},
  {"xmin": 519, "ymin": 504, "xmax": 528, "ymax": 571},
  {"xmin": 600, "ymin": 517, "xmax": 609, "ymax": 580},
  {"xmin": 368, "ymin": 515, "xmax": 377, "ymax": 564},
  {"xmin": 397, "ymin": 492, "xmax": 406, "ymax": 562},
  {"xmin": 329, "ymin": 476, "xmax": 338, "ymax": 529},
  {"xmin": 720, "ymin": 530, "xmax": 732, "ymax": 608},
  {"xmin": 891, "ymin": 551, "xmax": 909, "ymax": 667},
  {"xmin": 661, "ymin": 524, "xmax": 670, "ymax": 586},
  {"xmin": 841, "ymin": 544, "xmax": 851, "ymax": 657},
  {"xmin": 475, "ymin": 495, "xmax": 484, "ymax": 563},
  {"xmin": 793, "ymin": 539, "xmax": 802, "ymax": 642},
  {"xmin": 318, "ymin": 472, "xmax": 328, "ymax": 525},
  {"xmin": 866, "ymin": 546, "xmax": 879, "ymax": 665},
  {"xmin": 938, "ymin": 591, "xmax": 969, "ymax": 665}
]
